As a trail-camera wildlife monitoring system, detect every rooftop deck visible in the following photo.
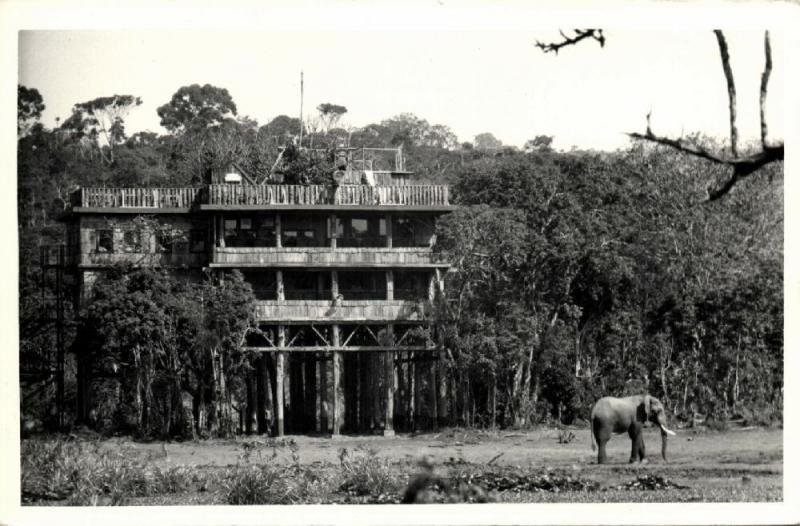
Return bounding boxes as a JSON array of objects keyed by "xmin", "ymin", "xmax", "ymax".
[{"xmin": 71, "ymin": 184, "xmax": 451, "ymax": 211}]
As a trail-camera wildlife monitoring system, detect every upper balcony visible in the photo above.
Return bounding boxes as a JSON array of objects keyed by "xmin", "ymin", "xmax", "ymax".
[{"xmin": 70, "ymin": 184, "xmax": 453, "ymax": 213}]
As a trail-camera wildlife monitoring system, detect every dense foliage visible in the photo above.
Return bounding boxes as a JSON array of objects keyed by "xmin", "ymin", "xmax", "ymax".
[{"xmin": 18, "ymin": 83, "xmax": 782, "ymax": 435}]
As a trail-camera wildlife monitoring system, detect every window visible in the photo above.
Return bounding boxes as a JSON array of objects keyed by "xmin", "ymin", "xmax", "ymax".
[
  {"xmin": 190, "ymin": 229, "xmax": 206, "ymax": 253},
  {"xmin": 223, "ymin": 217, "xmax": 274, "ymax": 247},
  {"xmin": 122, "ymin": 230, "xmax": 141, "ymax": 253},
  {"xmin": 392, "ymin": 216, "xmax": 433, "ymax": 247},
  {"xmin": 283, "ymin": 271, "xmax": 331, "ymax": 300},
  {"xmin": 338, "ymin": 271, "xmax": 387, "ymax": 300},
  {"xmin": 282, "ymin": 214, "xmax": 326, "ymax": 247},
  {"xmin": 95, "ymin": 229, "xmax": 113, "ymax": 253},
  {"xmin": 157, "ymin": 231, "xmax": 174, "ymax": 253},
  {"xmin": 337, "ymin": 216, "xmax": 387, "ymax": 247}
]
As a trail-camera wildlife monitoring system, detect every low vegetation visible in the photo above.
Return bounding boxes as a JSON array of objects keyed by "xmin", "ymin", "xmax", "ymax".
[{"xmin": 21, "ymin": 430, "xmax": 782, "ymax": 505}]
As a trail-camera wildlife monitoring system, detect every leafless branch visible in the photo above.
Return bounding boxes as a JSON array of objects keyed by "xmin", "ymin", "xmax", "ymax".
[
  {"xmin": 628, "ymin": 30, "xmax": 783, "ymax": 201},
  {"xmin": 714, "ymin": 30, "xmax": 738, "ymax": 158},
  {"xmin": 535, "ymin": 29, "xmax": 605, "ymax": 54},
  {"xmin": 628, "ymin": 129, "xmax": 783, "ymax": 201},
  {"xmin": 759, "ymin": 31, "xmax": 773, "ymax": 149}
]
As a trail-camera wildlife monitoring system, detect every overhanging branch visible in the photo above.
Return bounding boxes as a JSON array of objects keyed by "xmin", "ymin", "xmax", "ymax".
[{"xmin": 535, "ymin": 29, "xmax": 605, "ymax": 54}]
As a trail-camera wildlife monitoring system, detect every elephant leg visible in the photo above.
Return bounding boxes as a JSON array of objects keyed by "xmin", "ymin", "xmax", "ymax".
[
  {"xmin": 593, "ymin": 421, "xmax": 611, "ymax": 464},
  {"xmin": 597, "ymin": 437, "xmax": 609, "ymax": 464},
  {"xmin": 628, "ymin": 423, "xmax": 643, "ymax": 463}
]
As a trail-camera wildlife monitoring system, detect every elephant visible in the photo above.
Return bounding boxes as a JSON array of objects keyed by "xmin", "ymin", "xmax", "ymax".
[{"xmin": 590, "ymin": 394, "xmax": 676, "ymax": 464}]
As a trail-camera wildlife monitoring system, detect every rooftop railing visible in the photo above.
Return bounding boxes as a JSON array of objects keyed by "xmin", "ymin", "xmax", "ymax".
[
  {"xmin": 77, "ymin": 187, "xmax": 204, "ymax": 209},
  {"xmin": 73, "ymin": 184, "xmax": 451, "ymax": 209}
]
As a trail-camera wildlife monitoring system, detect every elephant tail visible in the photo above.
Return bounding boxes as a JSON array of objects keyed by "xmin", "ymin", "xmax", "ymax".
[{"xmin": 590, "ymin": 423, "xmax": 596, "ymax": 452}]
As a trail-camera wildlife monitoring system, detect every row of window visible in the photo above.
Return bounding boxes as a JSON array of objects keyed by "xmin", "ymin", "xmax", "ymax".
[
  {"xmin": 223, "ymin": 215, "xmax": 431, "ymax": 248},
  {"xmin": 93, "ymin": 229, "xmax": 206, "ymax": 254},
  {"xmin": 240, "ymin": 270, "xmax": 431, "ymax": 301}
]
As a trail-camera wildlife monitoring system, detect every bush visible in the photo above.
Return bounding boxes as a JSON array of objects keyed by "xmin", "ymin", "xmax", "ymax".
[
  {"xmin": 224, "ymin": 464, "xmax": 291, "ymax": 504},
  {"xmin": 21, "ymin": 437, "xmax": 153, "ymax": 505},
  {"xmin": 338, "ymin": 447, "xmax": 400, "ymax": 498}
]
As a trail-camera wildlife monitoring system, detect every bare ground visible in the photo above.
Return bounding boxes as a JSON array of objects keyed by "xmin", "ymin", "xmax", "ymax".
[{"xmin": 91, "ymin": 425, "xmax": 782, "ymax": 503}]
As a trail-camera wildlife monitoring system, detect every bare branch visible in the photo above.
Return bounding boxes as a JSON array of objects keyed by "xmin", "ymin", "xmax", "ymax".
[
  {"xmin": 628, "ymin": 129, "xmax": 783, "ymax": 201},
  {"xmin": 714, "ymin": 30, "xmax": 739, "ymax": 158},
  {"xmin": 759, "ymin": 30, "xmax": 773, "ymax": 149},
  {"xmin": 535, "ymin": 29, "xmax": 605, "ymax": 54}
]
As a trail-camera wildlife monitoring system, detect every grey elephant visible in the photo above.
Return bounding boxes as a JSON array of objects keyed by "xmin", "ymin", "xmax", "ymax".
[{"xmin": 590, "ymin": 394, "xmax": 676, "ymax": 464}]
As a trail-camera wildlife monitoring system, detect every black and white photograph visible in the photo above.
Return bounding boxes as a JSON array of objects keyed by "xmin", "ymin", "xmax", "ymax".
[{"xmin": 1, "ymin": 1, "xmax": 797, "ymax": 525}]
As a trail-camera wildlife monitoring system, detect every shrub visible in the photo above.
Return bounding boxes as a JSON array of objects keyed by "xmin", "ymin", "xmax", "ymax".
[
  {"xmin": 338, "ymin": 446, "xmax": 400, "ymax": 498},
  {"xmin": 21, "ymin": 437, "xmax": 153, "ymax": 505},
  {"xmin": 224, "ymin": 464, "xmax": 292, "ymax": 505}
]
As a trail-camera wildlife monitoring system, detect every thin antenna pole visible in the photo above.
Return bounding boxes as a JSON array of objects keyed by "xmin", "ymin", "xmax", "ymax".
[{"xmin": 298, "ymin": 71, "xmax": 304, "ymax": 148}]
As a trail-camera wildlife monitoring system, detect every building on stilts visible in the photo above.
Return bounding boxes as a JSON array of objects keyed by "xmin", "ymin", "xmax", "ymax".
[{"xmin": 59, "ymin": 146, "xmax": 452, "ymax": 436}]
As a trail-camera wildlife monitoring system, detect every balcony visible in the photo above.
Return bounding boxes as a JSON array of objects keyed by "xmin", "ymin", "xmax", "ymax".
[
  {"xmin": 206, "ymin": 184, "xmax": 450, "ymax": 208},
  {"xmin": 70, "ymin": 184, "xmax": 452, "ymax": 211},
  {"xmin": 254, "ymin": 300, "xmax": 429, "ymax": 323},
  {"xmin": 73, "ymin": 187, "xmax": 203, "ymax": 210},
  {"xmin": 211, "ymin": 247, "xmax": 446, "ymax": 268}
]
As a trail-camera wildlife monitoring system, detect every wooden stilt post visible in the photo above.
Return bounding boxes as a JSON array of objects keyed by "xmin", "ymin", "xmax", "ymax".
[
  {"xmin": 408, "ymin": 352, "xmax": 415, "ymax": 431},
  {"xmin": 276, "ymin": 327, "xmax": 286, "ymax": 436},
  {"xmin": 275, "ymin": 213, "xmax": 282, "ymax": 248},
  {"xmin": 332, "ymin": 325, "xmax": 342, "ymax": 436},
  {"xmin": 320, "ymin": 353, "xmax": 329, "ymax": 433},
  {"xmin": 384, "ymin": 325, "xmax": 395, "ymax": 436}
]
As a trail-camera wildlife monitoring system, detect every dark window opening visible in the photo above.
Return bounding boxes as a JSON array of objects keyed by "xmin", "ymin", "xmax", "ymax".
[
  {"xmin": 283, "ymin": 271, "xmax": 331, "ymax": 300},
  {"xmin": 122, "ymin": 230, "xmax": 141, "ymax": 253},
  {"xmin": 338, "ymin": 271, "xmax": 387, "ymax": 300},
  {"xmin": 282, "ymin": 214, "xmax": 327, "ymax": 247},
  {"xmin": 392, "ymin": 216, "xmax": 433, "ymax": 248},
  {"xmin": 394, "ymin": 271, "xmax": 430, "ymax": 301},
  {"xmin": 242, "ymin": 271, "xmax": 277, "ymax": 300},
  {"xmin": 223, "ymin": 216, "xmax": 276, "ymax": 247},
  {"xmin": 337, "ymin": 216, "xmax": 387, "ymax": 248},
  {"xmin": 157, "ymin": 231, "xmax": 174, "ymax": 253},
  {"xmin": 95, "ymin": 229, "xmax": 113, "ymax": 253},
  {"xmin": 190, "ymin": 229, "xmax": 206, "ymax": 253}
]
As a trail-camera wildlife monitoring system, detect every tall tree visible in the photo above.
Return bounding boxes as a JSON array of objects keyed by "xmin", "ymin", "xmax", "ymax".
[
  {"xmin": 18, "ymin": 85, "xmax": 45, "ymax": 137},
  {"xmin": 157, "ymin": 84, "xmax": 238, "ymax": 134},
  {"xmin": 60, "ymin": 94, "xmax": 142, "ymax": 165},
  {"xmin": 317, "ymin": 103, "xmax": 348, "ymax": 134}
]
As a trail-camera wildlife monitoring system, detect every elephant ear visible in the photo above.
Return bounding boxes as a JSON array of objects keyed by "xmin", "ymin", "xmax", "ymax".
[{"xmin": 638, "ymin": 395, "xmax": 652, "ymax": 421}]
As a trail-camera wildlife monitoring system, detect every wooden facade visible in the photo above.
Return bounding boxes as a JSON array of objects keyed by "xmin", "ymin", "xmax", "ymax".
[{"xmin": 66, "ymin": 182, "xmax": 451, "ymax": 437}]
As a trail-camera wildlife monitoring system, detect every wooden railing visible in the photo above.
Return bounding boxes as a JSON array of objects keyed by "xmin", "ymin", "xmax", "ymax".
[
  {"xmin": 77, "ymin": 187, "xmax": 204, "ymax": 208},
  {"xmin": 207, "ymin": 184, "xmax": 450, "ymax": 206},
  {"xmin": 208, "ymin": 184, "xmax": 331, "ymax": 206},
  {"xmin": 74, "ymin": 184, "xmax": 451, "ymax": 209}
]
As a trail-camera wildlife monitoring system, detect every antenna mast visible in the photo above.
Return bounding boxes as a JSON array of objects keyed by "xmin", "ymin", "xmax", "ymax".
[{"xmin": 298, "ymin": 70, "xmax": 304, "ymax": 148}]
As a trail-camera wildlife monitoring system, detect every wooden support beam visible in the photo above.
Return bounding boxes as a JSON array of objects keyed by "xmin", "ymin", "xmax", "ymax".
[
  {"xmin": 332, "ymin": 325, "xmax": 342, "ymax": 436},
  {"xmin": 386, "ymin": 270, "xmax": 394, "ymax": 301},
  {"xmin": 275, "ymin": 327, "xmax": 286, "ymax": 436},
  {"xmin": 320, "ymin": 353, "xmax": 329, "ymax": 433},
  {"xmin": 385, "ymin": 214, "xmax": 392, "ymax": 248},
  {"xmin": 330, "ymin": 214, "xmax": 337, "ymax": 250},
  {"xmin": 384, "ymin": 325, "xmax": 395, "ymax": 436},
  {"xmin": 276, "ymin": 270, "xmax": 284, "ymax": 301},
  {"xmin": 275, "ymin": 213, "xmax": 282, "ymax": 248},
  {"xmin": 331, "ymin": 270, "xmax": 339, "ymax": 299}
]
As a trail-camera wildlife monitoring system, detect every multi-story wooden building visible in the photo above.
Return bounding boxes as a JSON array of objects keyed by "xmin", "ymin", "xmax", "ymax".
[{"xmin": 62, "ymin": 153, "xmax": 453, "ymax": 436}]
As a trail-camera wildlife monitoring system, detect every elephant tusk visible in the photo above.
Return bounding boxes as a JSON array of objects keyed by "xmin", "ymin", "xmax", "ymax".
[{"xmin": 660, "ymin": 425, "xmax": 676, "ymax": 436}]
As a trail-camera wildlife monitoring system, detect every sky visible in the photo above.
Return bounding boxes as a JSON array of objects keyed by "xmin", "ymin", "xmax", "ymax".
[{"xmin": 18, "ymin": 27, "xmax": 784, "ymax": 152}]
